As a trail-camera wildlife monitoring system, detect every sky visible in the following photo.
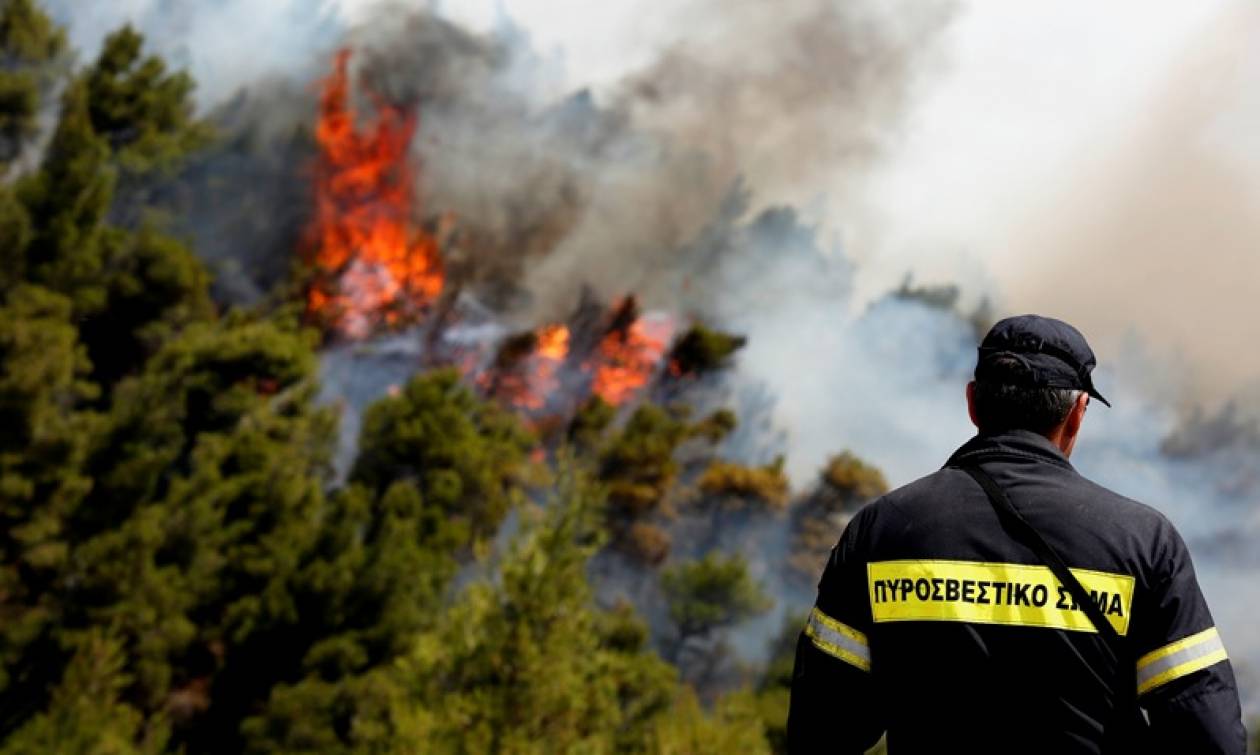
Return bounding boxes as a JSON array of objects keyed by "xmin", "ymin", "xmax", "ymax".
[{"xmin": 855, "ymin": 1, "xmax": 1260, "ymax": 403}]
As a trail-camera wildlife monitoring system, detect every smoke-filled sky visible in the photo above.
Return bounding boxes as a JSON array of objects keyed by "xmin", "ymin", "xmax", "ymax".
[{"xmin": 52, "ymin": 0, "xmax": 1260, "ymax": 405}]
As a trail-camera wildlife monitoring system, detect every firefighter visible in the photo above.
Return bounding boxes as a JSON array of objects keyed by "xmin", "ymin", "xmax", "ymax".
[{"xmin": 787, "ymin": 314, "xmax": 1246, "ymax": 754}]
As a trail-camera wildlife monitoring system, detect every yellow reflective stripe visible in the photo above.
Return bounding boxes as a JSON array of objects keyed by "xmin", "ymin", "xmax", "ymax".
[
  {"xmin": 867, "ymin": 560, "xmax": 1134, "ymax": 635},
  {"xmin": 1137, "ymin": 627, "xmax": 1218, "ymax": 669},
  {"xmin": 805, "ymin": 607, "xmax": 870, "ymax": 672},
  {"xmin": 812, "ymin": 606, "xmax": 869, "ymax": 647},
  {"xmin": 1137, "ymin": 628, "xmax": 1229, "ymax": 695}
]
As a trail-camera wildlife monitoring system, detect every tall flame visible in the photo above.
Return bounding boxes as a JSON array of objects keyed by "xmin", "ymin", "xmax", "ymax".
[{"xmin": 305, "ymin": 49, "xmax": 443, "ymax": 338}]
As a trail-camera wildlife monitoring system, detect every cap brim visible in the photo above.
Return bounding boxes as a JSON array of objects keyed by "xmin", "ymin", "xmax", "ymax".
[{"xmin": 1088, "ymin": 387, "xmax": 1111, "ymax": 408}]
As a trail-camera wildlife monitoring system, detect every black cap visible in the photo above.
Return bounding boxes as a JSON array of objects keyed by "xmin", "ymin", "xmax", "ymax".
[{"xmin": 975, "ymin": 314, "xmax": 1110, "ymax": 407}]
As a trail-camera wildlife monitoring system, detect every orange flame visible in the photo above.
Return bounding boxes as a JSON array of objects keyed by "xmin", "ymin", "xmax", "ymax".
[
  {"xmin": 484, "ymin": 305, "xmax": 673, "ymax": 415},
  {"xmin": 305, "ymin": 49, "xmax": 443, "ymax": 338},
  {"xmin": 536, "ymin": 323, "xmax": 571, "ymax": 361},
  {"xmin": 591, "ymin": 312, "xmax": 673, "ymax": 405},
  {"xmin": 522, "ymin": 324, "xmax": 570, "ymax": 409},
  {"xmin": 497, "ymin": 323, "xmax": 571, "ymax": 411}
]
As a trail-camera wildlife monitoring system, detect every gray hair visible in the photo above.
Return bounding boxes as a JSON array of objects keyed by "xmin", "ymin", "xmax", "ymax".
[{"xmin": 973, "ymin": 355, "xmax": 1082, "ymax": 434}]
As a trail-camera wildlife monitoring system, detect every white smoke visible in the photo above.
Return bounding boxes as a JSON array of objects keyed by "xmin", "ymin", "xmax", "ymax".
[{"xmin": 45, "ymin": 0, "xmax": 346, "ymax": 106}]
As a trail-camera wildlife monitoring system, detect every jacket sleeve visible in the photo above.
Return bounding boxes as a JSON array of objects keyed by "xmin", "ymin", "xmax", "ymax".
[
  {"xmin": 787, "ymin": 509, "xmax": 883, "ymax": 754},
  {"xmin": 1133, "ymin": 521, "xmax": 1246, "ymax": 754}
]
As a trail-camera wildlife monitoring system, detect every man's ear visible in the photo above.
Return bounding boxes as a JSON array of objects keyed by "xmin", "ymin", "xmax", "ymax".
[
  {"xmin": 1064, "ymin": 391, "xmax": 1089, "ymax": 436},
  {"xmin": 1058, "ymin": 391, "xmax": 1090, "ymax": 456},
  {"xmin": 966, "ymin": 381, "xmax": 980, "ymax": 429}
]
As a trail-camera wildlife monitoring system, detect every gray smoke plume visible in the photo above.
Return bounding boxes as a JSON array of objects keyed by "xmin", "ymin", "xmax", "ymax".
[{"xmin": 857, "ymin": 1, "xmax": 1260, "ymax": 406}]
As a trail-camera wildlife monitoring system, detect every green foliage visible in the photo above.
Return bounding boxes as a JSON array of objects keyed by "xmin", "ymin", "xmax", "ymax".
[
  {"xmin": 600, "ymin": 402, "xmax": 691, "ymax": 517},
  {"xmin": 690, "ymin": 408, "xmax": 737, "ymax": 443},
  {"xmin": 0, "ymin": 285, "xmax": 98, "ymax": 715},
  {"xmin": 3, "ymin": 306, "xmax": 334, "ymax": 748},
  {"xmin": 245, "ymin": 462, "xmax": 773, "ymax": 754},
  {"xmin": 0, "ymin": 185, "xmax": 33, "ymax": 289},
  {"xmin": 18, "ymin": 78, "xmax": 115, "ymax": 313},
  {"xmin": 79, "ymin": 225, "xmax": 213, "ymax": 385},
  {"xmin": 386, "ymin": 461, "xmax": 681, "ymax": 753},
  {"xmin": 0, "ymin": 0, "xmax": 63, "ymax": 63},
  {"xmin": 648, "ymin": 688, "xmax": 769, "ymax": 755},
  {"xmin": 592, "ymin": 403, "xmax": 746, "ymax": 563},
  {"xmin": 661, "ymin": 553, "xmax": 772, "ymax": 640},
  {"xmin": 301, "ymin": 481, "xmax": 464, "ymax": 672},
  {"xmin": 87, "ymin": 313, "xmax": 323, "ymax": 524},
  {"xmin": 568, "ymin": 394, "xmax": 616, "ymax": 451},
  {"xmin": 820, "ymin": 451, "xmax": 889, "ymax": 501},
  {"xmin": 668, "ymin": 324, "xmax": 747, "ymax": 377},
  {"xmin": 791, "ymin": 450, "xmax": 888, "ymax": 578},
  {"xmin": 698, "ymin": 457, "xmax": 789, "ymax": 510},
  {"xmin": 0, "ymin": 632, "xmax": 166, "ymax": 755},
  {"xmin": 7, "ymin": 21, "xmax": 213, "ymax": 388},
  {"xmin": 351, "ymin": 368, "xmax": 534, "ymax": 541},
  {"xmin": 0, "ymin": 0, "xmax": 66, "ymax": 165},
  {"xmin": 0, "ymin": 72, "xmax": 37, "ymax": 163},
  {"xmin": 241, "ymin": 478, "xmax": 465, "ymax": 753},
  {"xmin": 625, "ymin": 521, "xmax": 673, "ymax": 565},
  {"xmin": 753, "ymin": 614, "xmax": 804, "ymax": 754},
  {"xmin": 67, "ymin": 317, "xmax": 337, "ymax": 751},
  {"xmin": 0, "ymin": 285, "xmax": 97, "ymax": 518},
  {"xmin": 85, "ymin": 25, "xmax": 210, "ymax": 174}
]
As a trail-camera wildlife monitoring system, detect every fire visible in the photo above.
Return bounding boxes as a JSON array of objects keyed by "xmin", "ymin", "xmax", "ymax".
[
  {"xmin": 522, "ymin": 324, "xmax": 571, "ymax": 409},
  {"xmin": 296, "ymin": 57, "xmax": 687, "ymax": 425},
  {"xmin": 536, "ymin": 323, "xmax": 570, "ymax": 361},
  {"xmin": 590, "ymin": 309, "xmax": 674, "ymax": 405},
  {"xmin": 487, "ymin": 300, "xmax": 672, "ymax": 412},
  {"xmin": 485, "ymin": 323, "xmax": 572, "ymax": 411},
  {"xmin": 305, "ymin": 49, "xmax": 443, "ymax": 338}
]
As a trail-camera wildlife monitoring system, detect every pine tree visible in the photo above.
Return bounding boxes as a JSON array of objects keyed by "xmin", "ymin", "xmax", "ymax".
[
  {"xmin": 240, "ymin": 479, "xmax": 466, "ymax": 752},
  {"xmin": 0, "ymin": 184, "xmax": 32, "ymax": 290},
  {"xmin": 0, "ymin": 0, "xmax": 66, "ymax": 167},
  {"xmin": 70, "ymin": 314, "xmax": 335, "ymax": 751},
  {"xmin": 79, "ymin": 225, "xmax": 213, "ymax": 387},
  {"xmin": 85, "ymin": 25, "xmax": 209, "ymax": 177},
  {"xmin": 385, "ymin": 459, "xmax": 683, "ymax": 753},
  {"xmin": 0, "ymin": 285, "xmax": 99, "ymax": 731},
  {"xmin": 11, "ymin": 21, "xmax": 213, "ymax": 386},
  {"xmin": 661, "ymin": 552, "xmax": 771, "ymax": 644},
  {"xmin": 17, "ymin": 78, "xmax": 115, "ymax": 314},
  {"xmin": 351, "ymin": 368, "xmax": 535, "ymax": 543},
  {"xmin": 0, "ymin": 631, "xmax": 165, "ymax": 755}
]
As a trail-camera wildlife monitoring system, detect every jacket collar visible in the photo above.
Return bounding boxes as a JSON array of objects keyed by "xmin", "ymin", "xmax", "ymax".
[{"xmin": 944, "ymin": 428, "xmax": 1075, "ymax": 471}]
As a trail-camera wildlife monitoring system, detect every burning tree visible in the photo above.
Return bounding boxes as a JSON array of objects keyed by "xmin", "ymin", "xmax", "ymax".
[{"xmin": 303, "ymin": 50, "xmax": 443, "ymax": 338}]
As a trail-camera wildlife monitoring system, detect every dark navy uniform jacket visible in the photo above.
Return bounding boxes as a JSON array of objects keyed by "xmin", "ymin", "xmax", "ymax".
[{"xmin": 787, "ymin": 429, "xmax": 1246, "ymax": 754}]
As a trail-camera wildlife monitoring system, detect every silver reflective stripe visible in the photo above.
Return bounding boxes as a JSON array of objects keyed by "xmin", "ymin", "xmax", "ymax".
[
  {"xmin": 1136, "ymin": 627, "xmax": 1228, "ymax": 695},
  {"xmin": 805, "ymin": 607, "xmax": 871, "ymax": 672}
]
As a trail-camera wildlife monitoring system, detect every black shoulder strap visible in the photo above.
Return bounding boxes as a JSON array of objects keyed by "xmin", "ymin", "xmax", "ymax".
[
  {"xmin": 956, "ymin": 463, "xmax": 1143, "ymax": 740},
  {"xmin": 957, "ymin": 464, "xmax": 1121, "ymax": 644}
]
